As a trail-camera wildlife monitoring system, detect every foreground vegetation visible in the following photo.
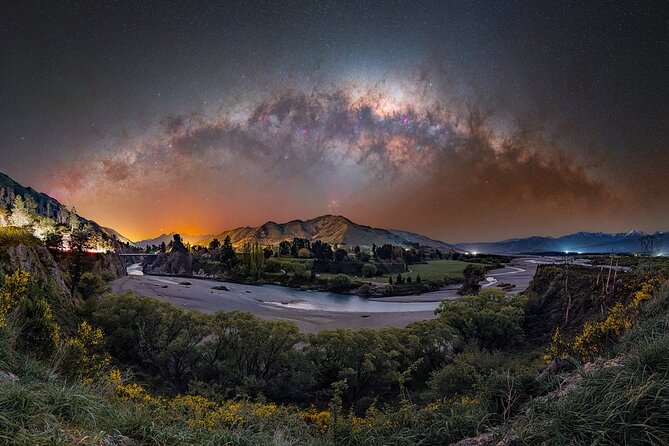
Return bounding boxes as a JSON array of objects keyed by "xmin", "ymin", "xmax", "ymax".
[{"xmin": 2, "ymin": 226, "xmax": 669, "ymax": 444}]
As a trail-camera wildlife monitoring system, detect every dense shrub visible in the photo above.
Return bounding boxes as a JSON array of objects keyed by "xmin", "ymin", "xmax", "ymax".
[
  {"xmin": 436, "ymin": 288, "xmax": 526, "ymax": 351},
  {"xmin": 328, "ymin": 274, "xmax": 352, "ymax": 291},
  {"xmin": 361, "ymin": 263, "xmax": 377, "ymax": 277}
]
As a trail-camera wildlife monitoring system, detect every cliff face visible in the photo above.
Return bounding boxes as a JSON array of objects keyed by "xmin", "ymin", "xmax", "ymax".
[
  {"xmin": 142, "ymin": 251, "xmax": 192, "ymax": 276},
  {"xmin": 0, "ymin": 236, "xmax": 74, "ymax": 305},
  {"xmin": 54, "ymin": 251, "xmax": 126, "ymax": 281}
]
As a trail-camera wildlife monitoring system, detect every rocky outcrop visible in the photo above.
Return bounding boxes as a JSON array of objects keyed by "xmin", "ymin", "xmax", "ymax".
[
  {"xmin": 55, "ymin": 251, "xmax": 126, "ymax": 281},
  {"xmin": 0, "ymin": 370, "xmax": 18, "ymax": 383},
  {"xmin": 143, "ymin": 251, "xmax": 192, "ymax": 276},
  {"xmin": 0, "ymin": 241, "xmax": 73, "ymax": 303}
]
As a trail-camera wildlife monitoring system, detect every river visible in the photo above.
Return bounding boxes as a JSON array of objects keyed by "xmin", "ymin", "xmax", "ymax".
[{"xmin": 112, "ymin": 258, "xmax": 539, "ymax": 332}]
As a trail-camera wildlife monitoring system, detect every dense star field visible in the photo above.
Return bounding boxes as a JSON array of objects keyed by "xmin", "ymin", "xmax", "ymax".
[{"xmin": 1, "ymin": 1, "xmax": 668, "ymax": 241}]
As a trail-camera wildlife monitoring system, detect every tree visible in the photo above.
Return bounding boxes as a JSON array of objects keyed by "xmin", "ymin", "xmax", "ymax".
[
  {"xmin": 68, "ymin": 207, "xmax": 80, "ymax": 231},
  {"xmin": 77, "ymin": 272, "xmax": 110, "ymax": 300},
  {"xmin": 311, "ymin": 240, "xmax": 333, "ymax": 261},
  {"xmin": 291, "ymin": 262, "xmax": 310, "ymax": 280},
  {"xmin": 264, "ymin": 258, "xmax": 282, "ymax": 273},
  {"xmin": 416, "ymin": 274, "xmax": 422, "ymax": 283},
  {"xmin": 278, "ymin": 240, "xmax": 292, "ymax": 257},
  {"xmin": 242, "ymin": 241, "xmax": 264, "ymax": 277},
  {"xmin": 170, "ymin": 234, "xmax": 187, "ymax": 252},
  {"xmin": 459, "ymin": 264, "xmax": 487, "ymax": 295},
  {"xmin": 396, "ymin": 273, "xmax": 404, "ymax": 285},
  {"xmin": 69, "ymin": 229, "xmax": 92, "ymax": 293},
  {"xmin": 407, "ymin": 275, "xmax": 412, "ymax": 284},
  {"xmin": 45, "ymin": 231, "xmax": 64, "ymax": 250},
  {"xmin": 94, "ymin": 293, "xmax": 209, "ymax": 390},
  {"xmin": 199, "ymin": 311, "xmax": 302, "ymax": 399},
  {"xmin": 334, "ymin": 248, "xmax": 348, "ymax": 263},
  {"xmin": 376, "ymin": 244, "xmax": 394, "ymax": 260},
  {"xmin": 208, "ymin": 238, "xmax": 221, "ymax": 250},
  {"xmin": 290, "ymin": 238, "xmax": 311, "ymax": 257},
  {"xmin": 305, "ymin": 328, "xmax": 418, "ymax": 404},
  {"xmin": 298, "ymin": 248, "xmax": 312, "ymax": 258},
  {"xmin": 263, "ymin": 247, "xmax": 274, "ymax": 259},
  {"xmin": 9, "ymin": 195, "xmax": 33, "ymax": 227},
  {"xmin": 221, "ymin": 235, "xmax": 236, "ymax": 264},
  {"xmin": 388, "ymin": 276, "xmax": 393, "ymax": 285},
  {"xmin": 428, "ymin": 359, "xmax": 482, "ymax": 399}
]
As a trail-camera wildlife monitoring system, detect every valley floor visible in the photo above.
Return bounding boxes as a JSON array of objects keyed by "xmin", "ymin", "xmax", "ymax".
[{"xmin": 111, "ymin": 258, "xmax": 540, "ymax": 332}]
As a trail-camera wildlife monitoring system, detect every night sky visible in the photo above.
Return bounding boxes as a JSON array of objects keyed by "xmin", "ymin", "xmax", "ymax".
[{"xmin": 1, "ymin": 1, "xmax": 668, "ymax": 242}]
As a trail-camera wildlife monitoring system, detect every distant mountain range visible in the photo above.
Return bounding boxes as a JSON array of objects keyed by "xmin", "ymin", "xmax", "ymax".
[
  {"xmin": 198, "ymin": 215, "xmax": 460, "ymax": 252},
  {"xmin": 456, "ymin": 230, "xmax": 667, "ymax": 255},
  {"xmin": 134, "ymin": 233, "xmax": 213, "ymax": 249},
  {"xmin": 0, "ymin": 171, "xmax": 133, "ymax": 248}
]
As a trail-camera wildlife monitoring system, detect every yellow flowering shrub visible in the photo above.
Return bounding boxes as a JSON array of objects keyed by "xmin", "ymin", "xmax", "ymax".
[
  {"xmin": 300, "ymin": 407, "xmax": 332, "ymax": 433},
  {"xmin": 570, "ymin": 277, "xmax": 663, "ymax": 360},
  {"xmin": 63, "ymin": 321, "xmax": 111, "ymax": 379},
  {"xmin": 108, "ymin": 368, "xmax": 122, "ymax": 386},
  {"xmin": 113, "ymin": 385, "xmax": 289, "ymax": 431},
  {"xmin": 0, "ymin": 270, "xmax": 30, "ymax": 329},
  {"xmin": 350, "ymin": 414, "xmax": 374, "ymax": 433},
  {"xmin": 115, "ymin": 382, "xmax": 152, "ymax": 403},
  {"xmin": 544, "ymin": 327, "xmax": 568, "ymax": 362},
  {"xmin": 0, "ymin": 270, "xmax": 60, "ymax": 350}
]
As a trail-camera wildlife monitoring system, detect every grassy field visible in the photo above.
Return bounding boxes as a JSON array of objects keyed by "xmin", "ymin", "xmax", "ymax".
[
  {"xmin": 406, "ymin": 259, "xmax": 476, "ymax": 281},
  {"xmin": 317, "ymin": 259, "xmax": 478, "ymax": 282}
]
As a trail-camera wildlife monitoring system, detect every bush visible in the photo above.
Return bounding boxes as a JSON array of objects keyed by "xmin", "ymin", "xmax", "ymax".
[
  {"xmin": 292, "ymin": 262, "xmax": 310, "ymax": 280},
  {"xmin": 358, "ymin": 284, "xmax": 372, "ymax": 295},
  {"xmin": 428, "ymin": 360, "xmax": 482, "ymax": 399},
  {"xmin": 328, "ymin": 274, "xmax": 352, "ymax": 291},
  {"xmin": 361, "ymin": 264, "xmax": 377, "ymax": 278},
  {"xmin": 263, "ymin": 258, "xmax": 282, "ymax": 273},
  {"xmin": 436, "ymin": 288, "xmax": 525, "ymax": 351}
]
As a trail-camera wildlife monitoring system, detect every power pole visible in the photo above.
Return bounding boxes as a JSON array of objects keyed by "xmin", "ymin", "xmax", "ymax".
[
  {"xmin": 605, "ymin": 253, "xmax": 614, "ymax": 294},
  {"xmin": 639, "ymin": 233, "xmax": 663, "ymax": 274},
  {"xmin": 564, "ymin": 255, "xmax": 572, "ymax": 324}
]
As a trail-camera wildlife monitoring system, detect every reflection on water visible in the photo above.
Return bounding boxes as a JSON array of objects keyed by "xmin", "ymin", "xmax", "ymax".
[{"xmin": 259, "ymin": 285, "xmax": 440, "ymax": 313}]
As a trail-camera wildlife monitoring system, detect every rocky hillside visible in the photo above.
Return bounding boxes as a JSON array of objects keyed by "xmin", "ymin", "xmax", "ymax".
[
  {"xmin": 0, "ymin": 171, "xmax": 133, "ymax": 250},
  {"xmin": 201, "ymin": 215, "xmax": 460, "ymax": 251},
  {"xmin": 0, "ymin": 229, "xmax": 73, "ymax": 304}
]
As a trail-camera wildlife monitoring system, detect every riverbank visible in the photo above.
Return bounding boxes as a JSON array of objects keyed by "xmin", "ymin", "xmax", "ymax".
[
  {"xmin": 112, "ymin": 258, "xmax": 540, "ymax": 332},
  {"xmin": 111, "ymin": 273, "xmax": 441, "ymax": 332}
]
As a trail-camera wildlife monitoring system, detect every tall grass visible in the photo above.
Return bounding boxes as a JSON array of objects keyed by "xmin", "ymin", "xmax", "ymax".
[{"xmin": 515, "ymin": 287, "xmax": 669, "ymax": 445}]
